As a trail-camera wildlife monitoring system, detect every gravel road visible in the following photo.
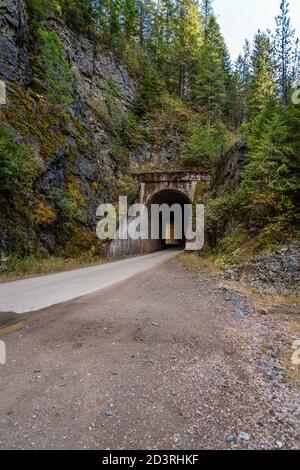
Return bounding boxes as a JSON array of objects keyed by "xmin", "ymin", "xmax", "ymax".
[{"xmin": 0, "ymin": 258, "xmax": 299, "ymax": 449}]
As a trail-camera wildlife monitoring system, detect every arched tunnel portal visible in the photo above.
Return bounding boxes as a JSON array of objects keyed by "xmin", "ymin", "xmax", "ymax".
[{"xmin": 108, "ymin": 171, "xmax": 211, "ymax": 256}]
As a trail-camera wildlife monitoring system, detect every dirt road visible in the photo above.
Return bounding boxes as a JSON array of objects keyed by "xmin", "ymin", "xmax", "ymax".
[{"xmin": 0, "ymin": 258, "xmax": 299, "ymax": 449}]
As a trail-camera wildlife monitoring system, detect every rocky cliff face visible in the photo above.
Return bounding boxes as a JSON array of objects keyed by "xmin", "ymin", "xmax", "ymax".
[
  {"xmin": 211, "ymin": 141, "xmax": 247, "ymax": 195},
  {"xmin": 0, "ymin": 0, "xmax": 137, "ymax": 258},
  {"xmin": 0, "ymin": 0, "xmax": 29, "ymax": 82}
]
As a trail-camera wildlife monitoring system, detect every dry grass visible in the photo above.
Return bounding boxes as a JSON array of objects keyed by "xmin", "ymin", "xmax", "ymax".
[
  {"xmin": 0, "ymin": 255, "xmax": 121, "ymax": 283},
  {"xmin": 223, "ymin": 280, "xmax": 300, "ymax": 313},
  {"xmin": 0, "ymin": 322, "xmax": 25, "ymax": 335},
  {"xmin": 177, "ymin": 252, "xmax": 223, "ymax": 276}
]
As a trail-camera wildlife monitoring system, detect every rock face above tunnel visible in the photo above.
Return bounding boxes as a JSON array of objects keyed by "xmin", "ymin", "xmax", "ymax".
[{"xmin": 211, "ymin": 141, "xmax": 247, "ymax": 195}]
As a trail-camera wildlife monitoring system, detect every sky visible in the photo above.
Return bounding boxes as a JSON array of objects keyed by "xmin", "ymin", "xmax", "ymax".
[{"xmin": 213, "ymin": 0, "xmax": 300, "ymax": 62}]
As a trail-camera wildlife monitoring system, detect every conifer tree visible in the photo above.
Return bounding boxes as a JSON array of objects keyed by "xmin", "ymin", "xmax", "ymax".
[
  {"xmin": 194, "ymin": 14, "xmax": 230, "ymax": 126},
  {"xmin": 273, "ymin": 0, "xmax": 299, "ymax": 104},
  {"xmin": 248, "ymin": 31, "xmax": 277, "ymax": 119}
]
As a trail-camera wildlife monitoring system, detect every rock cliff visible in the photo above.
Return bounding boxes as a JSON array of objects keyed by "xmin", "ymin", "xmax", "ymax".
[{"xmin": 0, "ymin": 0, "xmax": 137, "ymax": 257}]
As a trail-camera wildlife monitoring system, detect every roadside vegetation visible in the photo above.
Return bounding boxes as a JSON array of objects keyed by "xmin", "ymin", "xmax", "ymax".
[{"xmin": 0, "ymin": 254, "xmax": 120, "ymax": 283}]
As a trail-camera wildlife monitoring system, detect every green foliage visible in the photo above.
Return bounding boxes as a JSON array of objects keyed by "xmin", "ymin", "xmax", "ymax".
[
  {"xmin": 60, "ymin": 0, "xmax": 95, "ymax": 32},
  {"xmin": 204, "ymin": 192, "xmax": 238, "ymax": 248},
  {"xmin": 115, "ymin": 175, "xmax": 139, "ymax": 204},
  {"xmin": 49, "ymin": 188, "xmax": 83, "ymax": 221},
  {"xmin": 181, "ymin": 123, "xmax": 230, "ymax": 168},
  {"xmin": 206, "ymin": 96, "xmax": 300, "ymax": 253},
  {"xmin": 0, "ymin": 254, "xmax": 104, "ymax": 281},
  {"xmin": 218, "ymin": 229, "xmax": 248, "ymax": 255},
  {"xmin": 237, "ymin": 99, "xmax": 299, "ymax": 231},
  {"xmin": 38, "ymin": 28, "xmax": 74, "ymax": 111},
  {"xmin": 194, "ymin": 15, "xmax": 231, "ymax": 124},
  {"xmin": 116, "ymin": 114, "xmax": 138, "ymax": 146},
  {"xmin": 109, "ymin": 136, "xmax": 126, "ymax": 161},
  {"xmin": 248, "ymin": 32, "xmax": 277, "ymax": 119},
  {"xmin": 25, "ymin": 0, "xmax": 59, "ymax": 23},
  {"xmin": 133, "ymin": 66, "xmax": 164, "ymax": 116},
  {"xmin": 0, "ymin": 126, "xmax": 37, "ymax": 194}
]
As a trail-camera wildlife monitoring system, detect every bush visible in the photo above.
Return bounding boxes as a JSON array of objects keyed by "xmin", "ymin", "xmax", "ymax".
[
  {"xmin": 25, "ymin": 0, "xmax": 58, "ymax": 23},
  {"xmin": 38, "ymin": 28, "xmax": 74, "ymax": 111},
  {"xmin": 0, "ymin": 126, "xmax": 37, "ymax": 193},
  {"xmin": 133, "ymin": 66, "xmax": 163, "ymax": 117},
  {"xmin": 115, "ymin": 114, "xmax": 138, "ymax": 147},
  {"xmin": 181, "ymin": 124, "xmax": 230, "ymax": 168},
  {"xmin": 115, "ymin": 175, "xmax": 139, "ymax": 204},
  {"xmin": 49, "ymin": 188, "xmax": 82, "ymax": 221},
  {"xmin": 61, "ymin": 0, "xmax": 95, "ymax": 32}
]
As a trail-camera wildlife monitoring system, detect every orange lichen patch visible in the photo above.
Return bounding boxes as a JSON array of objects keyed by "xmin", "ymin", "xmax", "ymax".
[
  {"xmin": 91, "ymin": 181, "xmax": 99, "ymax": 196},
  {"xmin": 33, "ymin": 198, "xmax": 57, "ymax": 225}
]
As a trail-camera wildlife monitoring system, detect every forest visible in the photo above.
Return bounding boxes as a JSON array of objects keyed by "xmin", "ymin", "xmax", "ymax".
[{"xmin": 0, "ymin": 0, "xmax": 299, "ymax": 270}]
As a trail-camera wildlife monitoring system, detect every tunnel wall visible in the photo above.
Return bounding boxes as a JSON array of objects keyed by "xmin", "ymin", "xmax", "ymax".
[{"xmin": 108, "ymin": 238, "xmax": 161, "ymax": 256}]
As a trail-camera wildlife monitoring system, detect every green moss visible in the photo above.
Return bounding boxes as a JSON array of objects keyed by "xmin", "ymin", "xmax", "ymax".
[
  {"xmin": 5, "ymin": 85, "xmax": 62, "ymax": 161},
  {"xmin": 33, "ymin": 198, "xmax": 57, "ymax": 225}
]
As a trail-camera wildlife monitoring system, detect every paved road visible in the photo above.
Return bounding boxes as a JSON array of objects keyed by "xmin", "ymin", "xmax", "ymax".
[{"xmin": 0, "ymin": 250, "xmax": 179, "ymax": 314}]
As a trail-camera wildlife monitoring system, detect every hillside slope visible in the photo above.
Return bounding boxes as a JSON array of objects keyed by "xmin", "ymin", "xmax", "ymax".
[{"xmin": 0, "ymin": 0, "xmax": 137, "ymax": 258}]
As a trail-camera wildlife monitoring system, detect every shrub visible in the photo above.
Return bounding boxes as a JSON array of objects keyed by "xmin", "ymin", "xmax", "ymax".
[
  {"xmin": 49, "ymin": 188, "xmax": 82, "ymax": 221},
  {"xmin": 181, "ymin": 124, "xmax": 230, "ymax": 168},
  {"xmin": 38, "ymin": 28, "xmax": 74, "ymax": 111},
  {"xmin": 0, "ymin": 125, "xmax": 37, "ymax": 193},
  {"xmin": 115, "ymin": 175, "xmax": 139, "ymax": 204},
  {"xmin": 133, "ymin": 67, "xmax": 163, "ymax": 117},
  {"xmin": 25, "ymin": 0, "xmax": 59, "ymax": 23},
  {"xmin": 115, "ymin": 114, "xmax": 138, "ymax": 147}
]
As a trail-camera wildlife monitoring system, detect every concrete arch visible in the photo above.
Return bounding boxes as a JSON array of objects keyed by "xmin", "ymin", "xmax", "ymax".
[
  {"xmin": 145, "ymin": 187, "xmax": 192, "ymax": 207},
  {"xmin": 142, "ymin": 188, "xmax": 193, "ymax": 252},
  {"xmin": 108, "ymin": 171, "xmax": 211, "ymax": 256}
]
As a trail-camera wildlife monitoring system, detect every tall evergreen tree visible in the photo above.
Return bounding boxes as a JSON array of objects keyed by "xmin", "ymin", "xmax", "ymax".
[
  {"xmin": 248, "ymin": 31, "xmax": 277, "ymax": 119},
  {"xmin": 201, "ymin": 0, "xmax": 213, "ymax": 39},
  {"xmin": 194, "ymin": 14, "xmax": 230, "ymax": 126},
  {"xmin": 174, "ymin": 0, "xmax": 203, "ymax": 100},
  {"xmin": 231, "ymin": 39, "xmax": 252, "ymax": 125},
  {"xmin": 273, "ymin": 0, "xmax": 299, "ymax": 104}
]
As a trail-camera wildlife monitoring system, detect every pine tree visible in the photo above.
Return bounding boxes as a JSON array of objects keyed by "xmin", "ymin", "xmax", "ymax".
[
  {"xmin": 201, "ymin": 0, "xmax": 213, "ymax": 39},
  {"xmin": 194, "ymin": 15, "xmax": 230, "ymax": 126},
  {"xmin": 173, "ymin": 0, "xmax": 203, "ymax": 100},
  {"xmin": 273, "ymin": 0, "xmax": 299, "ymax": 105},
  {"xmin": 124, "ymin": 0, "xmax": 138, "ymax": 42},
  {"xmin": 231, "ymin": 39, "xmax": 252, "ymax": 125},
  {"xmin": 248, "ymin": 31, "xmax": 277, "ymax": 119}
]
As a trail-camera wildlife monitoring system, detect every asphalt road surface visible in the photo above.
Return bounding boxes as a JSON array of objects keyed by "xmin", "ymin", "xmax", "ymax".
[{"xmin": 0, "ymin": 250, "xmax": 179, "ymax": 314}]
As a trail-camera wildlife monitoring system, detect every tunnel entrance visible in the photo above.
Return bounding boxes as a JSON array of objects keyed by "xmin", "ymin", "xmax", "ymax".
[
  {"xmin": 108, "ymin": 171, "xmax": 211, "ymax": 256},
  {"xmin": 145, "ymin": 189, "xmax": 191, "ymax": 251}
]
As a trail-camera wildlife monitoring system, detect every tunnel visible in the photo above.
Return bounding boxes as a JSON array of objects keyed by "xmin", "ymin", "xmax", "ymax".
[
  {"xmin": 143, "ymin": 189, "xmax": 192, "ymax": 252},
  {"xmin": 108, "ymin": 171, "xmax": 210, "ymax": 256}
]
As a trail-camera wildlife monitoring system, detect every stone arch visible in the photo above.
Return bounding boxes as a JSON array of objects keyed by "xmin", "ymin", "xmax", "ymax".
[
  {"xmin": 142, "ymin": 188, "xmax": 193, "ymax": 252},
  {"xmin": 108, "ymin": 171, "xmax": 211, "ymax": 256}
]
